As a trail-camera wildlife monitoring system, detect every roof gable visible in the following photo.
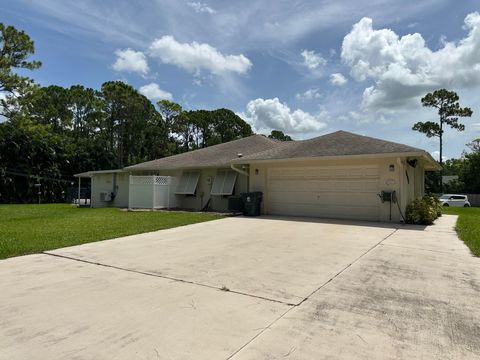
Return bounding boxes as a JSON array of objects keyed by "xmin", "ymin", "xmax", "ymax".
[{"xmin": 235, "ymin": 131, "xmax": 424, "ymax": 161}]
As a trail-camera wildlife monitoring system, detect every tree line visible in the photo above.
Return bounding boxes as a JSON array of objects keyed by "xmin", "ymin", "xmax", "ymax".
[{"xmin": 0, "ymin": 23, "xmax": 285, "ymax": 203}]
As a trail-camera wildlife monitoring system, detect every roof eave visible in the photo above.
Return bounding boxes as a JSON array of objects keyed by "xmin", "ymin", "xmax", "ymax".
[
  {"xmin": 421, "ymin": 151, "xmax": 442, "ymax": 171},
  {"xmin": 231, "ymin": 151, "xmax": 441, "ymax": 167},
  {"xmin": 74, "ymin": 169, "xmax": 126, "ymax": 177},
  {"xmin": 125, "ymin": 164, "xmax": 233, "ymax": 172}
]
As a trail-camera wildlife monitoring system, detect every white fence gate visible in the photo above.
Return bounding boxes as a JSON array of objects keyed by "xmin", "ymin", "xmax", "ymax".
[{"xmin": 128, "ymin": 176, "xmax": 178, "ymax": 209}]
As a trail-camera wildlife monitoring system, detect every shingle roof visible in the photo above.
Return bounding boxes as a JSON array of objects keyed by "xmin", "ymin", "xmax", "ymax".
[
  {"xmin": 233, "ymin": 131, "xmax": 425, "ymax": 162},
  {"xmin": 125, "ymin": 135, "xmax": 280, "ymax": 171},
  {"xmin": 124, "ymin": 131, "xmax": 434, "ymax": 172}
]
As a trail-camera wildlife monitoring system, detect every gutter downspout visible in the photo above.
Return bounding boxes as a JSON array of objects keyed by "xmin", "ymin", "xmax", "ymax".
[
  {"xmin": 230, "ymin": 163, "xmax": 250, "ymax": 194},
  {"xmin": 230, "ymin": 163, "xmax": 249, "ymax": 177}
]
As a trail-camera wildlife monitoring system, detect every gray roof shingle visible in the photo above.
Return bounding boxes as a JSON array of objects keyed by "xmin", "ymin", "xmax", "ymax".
[
  {"xmin": 233, "ymin": 131, "xmax": 425, "ymax": 162},
  {"xmin": 125, "ymin": 131, "xmax": 430, "ymax": 171},
  {"xmin": 125, "ymin": 135, "xmax": 280, "ymax": 171}
]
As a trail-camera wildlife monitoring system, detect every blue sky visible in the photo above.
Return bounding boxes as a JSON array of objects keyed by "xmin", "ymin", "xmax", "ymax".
[{"xmin": 2, "ymin": 0, "xmax": 480, "ymax": 159}]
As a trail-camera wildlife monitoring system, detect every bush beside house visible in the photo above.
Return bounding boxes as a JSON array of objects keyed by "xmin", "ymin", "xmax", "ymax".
[{"xmin": 405, "ymin": 195, "xmax": 442, "ymax": 225}]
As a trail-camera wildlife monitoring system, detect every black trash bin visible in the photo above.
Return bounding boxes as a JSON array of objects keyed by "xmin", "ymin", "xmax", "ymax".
[{"xmin": 241, "ymin": 192, "xmax": 263, "ymax": 216}]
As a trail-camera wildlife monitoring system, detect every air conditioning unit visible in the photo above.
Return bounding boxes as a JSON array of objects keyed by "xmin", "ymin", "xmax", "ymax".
[{"xmin": 100, "ymin": 191, "xmax": 112, "ymax": 202}]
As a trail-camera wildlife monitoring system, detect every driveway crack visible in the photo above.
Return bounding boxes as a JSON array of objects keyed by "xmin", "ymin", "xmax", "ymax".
[
  {"xmin": 295, "ymin": 227, "xmax": 399, "ymax": 306},
  {"xmin": 225, "ymin": 227, "xmax": 399, "ymax": 359},
  {"xmin": 42, "ymin": 252, "xmax": 293, "ymax": 306}
]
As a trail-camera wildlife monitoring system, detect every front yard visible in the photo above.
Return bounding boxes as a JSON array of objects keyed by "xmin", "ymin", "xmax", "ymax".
[
  {"xmin": 443, "ymin": 206, "xmax": 480, "ymax": 256},
  {"xmin": 0, "ymin": 204, "xmax": 223, "ymax": 259}
]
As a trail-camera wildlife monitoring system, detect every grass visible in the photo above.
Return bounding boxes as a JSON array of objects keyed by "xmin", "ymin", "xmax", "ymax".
[
  {"xmin": 0, "ymin": 204, "xmax": 223, "ymax": 260},
  {"xmin": 443, "ymin": 206, "xmax": 480, "ymax": 256}
]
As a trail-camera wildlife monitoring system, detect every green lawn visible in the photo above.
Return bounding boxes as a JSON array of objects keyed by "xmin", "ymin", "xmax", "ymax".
[
  {"xmin": 0, "ymin": 204, "xmax": 223, "ymax": 260},
  {"xmin": 443, "ymin": 207, "xmax": 480, "ymax": 257}
]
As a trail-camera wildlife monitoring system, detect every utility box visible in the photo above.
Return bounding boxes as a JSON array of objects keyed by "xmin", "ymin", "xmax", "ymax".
[
  {"xmin": 241, "ymin": 192, "xmax": 263, "ymax": 216},
  {"xmin": 100, "ymin": 191, "xmax": 113, "ymax": 202},
  {"xmin": 381, "ymin": 191, "xmax": 393, "ymax": 203}
]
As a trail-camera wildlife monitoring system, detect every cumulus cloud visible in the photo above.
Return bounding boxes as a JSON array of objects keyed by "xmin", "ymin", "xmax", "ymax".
[
  {"xmin": 341, "ymin": 12, "xmax": 480, "ymax": 111},
  {"xmin": 138, "ymin": 83, "xmax": 173, "ymax": 101},
  {"xmin": 295, "ymin": 88, "xmax": 321, "ymax": 101},
  {"xmin": 148, "ymin": 35, "xmax": 252, "ymax": 75},
  {"xmin": 241, "ymin": 97, "xmax": 328, "ymax": 134},
  {"xmin": 112, "ymin": 48, "xmax": 149, "ymax": 75},
  {"xmin": 187, "ymin": 2, "xmax": 216, "ymax": 14},
  {"xmin": 301, "ymin": 49, "xmax": 326, "ymax": 70},
  {"xmin": 330, "ymin": 73, "xmax": 348, "ymax": 86}
]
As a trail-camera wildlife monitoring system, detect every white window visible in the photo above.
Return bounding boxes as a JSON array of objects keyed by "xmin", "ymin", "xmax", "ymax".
[
  {"xmin": 210, "ymin": 170, "xmax": 238, "ymax": 196},
  {"xmin": 176, "ymin": 171, "xmax": 200, "ymax": 195}
]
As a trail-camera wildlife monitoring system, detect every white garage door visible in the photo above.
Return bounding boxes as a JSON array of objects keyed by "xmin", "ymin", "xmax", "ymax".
[{"xmin": 267, "ymin": 165, "xmax": 381, "ymax": 221}]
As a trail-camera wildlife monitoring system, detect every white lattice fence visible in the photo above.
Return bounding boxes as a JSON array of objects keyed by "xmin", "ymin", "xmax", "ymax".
[{"xmin": 129, "ymin": 176, "xmax": 178, "ymax": 209}]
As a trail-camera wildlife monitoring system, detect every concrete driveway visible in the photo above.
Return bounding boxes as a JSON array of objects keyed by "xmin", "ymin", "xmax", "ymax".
[{"xmin": 1, "ymin": 215, "xmax": 479, "ymax": 359}]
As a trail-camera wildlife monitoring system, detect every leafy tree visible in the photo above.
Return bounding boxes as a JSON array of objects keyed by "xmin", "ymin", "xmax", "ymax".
[
  {"xmin": 157, "ymin": 100, "xmax": 184, "ymax": 154},
  {"xmin": 442, "ymin": 158, "xmax": 464, "ymax": 176},
  {"xmin": 68, "ymin": 85, "xmax": 105, "ymax": 138},
  {"xmin": 268, "ymin": 130, "xmax": 292, "ymax": 141},
  {"xmin": 413, "ymin": 89, "xmax": 472, "ymax": 167},
  {"xmin": 0, "ymin": 118, "xmax": 71, "ymax": 203},
  {"xmin": 187, "ymin": 110, "xmax": 212, "ymax": 149},
  {"xmin": 413, "ymin": 89, "xmax": 472, "ymax": 191},
  {"xmin": 23, "ymin": 85, "xmax": 72, "ymax": 131},
  {"xmin": 101, "ymin": 81, "xmax": 158, "ymax": 167},
  {"xmin": 0, "ymin": 23, "xmax": 41, "ymax": 117},
  {"xmin": 460, "ymin": 139, "xmax": 480, "ymax": 193},
  {"xmin": 210, "ymin": 108, "xmax": 253, "ymax": 145}
]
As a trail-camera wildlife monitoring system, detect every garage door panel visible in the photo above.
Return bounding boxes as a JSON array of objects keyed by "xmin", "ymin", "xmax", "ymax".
[
  {"xmin": 267, "ymin": 165, "xmax": 381, "ymax": 221},
  {"xmin": 268, "ymin": 191, "xmax": 379, "ymax": 207},
  {"xmin": 269, "ymin": 180, "xmax": 379, "ymax": 194},
  {"xmin": 268, "ymin": 202, "xmax": 380, "ymax": 221},
  {"xmin": 269, "ymin": 180, "xmax": 334, "ymax": 192}
]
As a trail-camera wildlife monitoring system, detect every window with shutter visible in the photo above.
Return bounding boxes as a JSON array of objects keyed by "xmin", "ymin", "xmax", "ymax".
[
  {"xmin": 210, "ymin": 170, "xmax": 237, "ymax": 196},
  {"xmin": 176, "ymin": 171, "xmax": 200, "ymax": 195}
]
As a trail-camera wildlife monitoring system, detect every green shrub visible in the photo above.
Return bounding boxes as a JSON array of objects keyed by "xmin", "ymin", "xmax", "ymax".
[
  {"xmin": 423, "ymin": 194, "xmax": 442, "ymax": 218},
  {"xmin": 405, "ymin": 195, "xmax": 441, "ymax": 225}
]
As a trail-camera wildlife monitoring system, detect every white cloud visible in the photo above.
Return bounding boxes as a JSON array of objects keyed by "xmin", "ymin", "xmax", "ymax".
[
  {"xmin": 148, "ymin": 35, "xmax": 252, "ymax": 75},
  {"xmin": 112, "ymin": 48, "xmax": 149, "ymax": 75},
  {"xmin": 295, "ymin": 88, "xmax": 321, "ymax": 101},
  {"xmin": 301, "ymin": 49, "xmax": 326, "ymax": 70},
  {"xmin": 187, "ymin": 2, "xmax": 216, "ymax": 14},
  {"xmin": 344, "ymin": 111, "xmax": 389, "ymax": 125},
  {"xmin": 241, "ymin": 97, "xmax": 328, "ymax": 134},
  {"xmin": 341, "ymin": 12, "xmax": 480, "ymax": 111},
  {"xmin": 138, "ymin": 83, "xmax": 173, "ymax": 101},
  {"xmin": 330, "ymin": 73, "xmax": 348, "ymax": 86},
  {"xmin": 430, "ymin": 151, "xmax": 447, "ymax": 162}
]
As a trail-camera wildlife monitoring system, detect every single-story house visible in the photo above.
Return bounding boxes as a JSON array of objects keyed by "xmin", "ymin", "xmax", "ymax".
[{"xmin": 75, "ymin": 130, "xmax": 440, "ymax": 222}]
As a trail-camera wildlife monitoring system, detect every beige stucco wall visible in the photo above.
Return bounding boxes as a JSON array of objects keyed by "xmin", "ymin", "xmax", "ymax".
[
  {"xmin": 91, "ymin": 172, "xmax": 129, "ymax": 208},
  {"xmin": 124, "ymin": 168, "xmax": 248, "ymax": 212},
  {"xmin": 173, "ymin": 168, "xmax": 248, "ymax": 212},
  {"xmin": 248, "ymin": 156, "xmax": 426, "ymax": 222},
  {"xmin": 90, "ymin": 157, "xmax": 426, "ymax": 222}
]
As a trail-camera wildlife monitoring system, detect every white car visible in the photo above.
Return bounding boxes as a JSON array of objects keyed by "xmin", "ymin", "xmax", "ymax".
[{"xmin": 439, "ymin": 194, "xmax": 471, "ymax": 207}]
